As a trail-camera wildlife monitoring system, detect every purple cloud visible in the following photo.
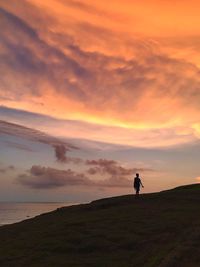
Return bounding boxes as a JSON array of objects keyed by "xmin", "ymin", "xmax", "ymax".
[
  {"xmin": 17, "ymin": 165, "xmax": 134, "ymax": 189},
  {"xmin": 17, "ymin": 165, "xmax": 91, "ymax": 189},
  {"xmin": 54, "ymin": 144, "xmax": 83, "ymax": 163},
  {"xmin": 86, "ymin": 158, "xmax": 153, "ymax": 176}
]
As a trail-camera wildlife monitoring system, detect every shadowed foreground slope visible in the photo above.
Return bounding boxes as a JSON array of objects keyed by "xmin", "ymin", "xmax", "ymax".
[{"xmin": 1, "ymin": 184, "xmax": 200, "ymax": 267}]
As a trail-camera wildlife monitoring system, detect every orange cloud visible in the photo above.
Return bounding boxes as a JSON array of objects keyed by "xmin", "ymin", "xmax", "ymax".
[{"xmin": 1, "ymin": 1, "xmax": 200, "ymax": 147}]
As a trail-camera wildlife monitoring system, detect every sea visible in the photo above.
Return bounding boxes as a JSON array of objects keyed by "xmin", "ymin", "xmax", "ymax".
[{"xmin": 0, "ymin": 202, "xmax": 73, "ymax": 226}]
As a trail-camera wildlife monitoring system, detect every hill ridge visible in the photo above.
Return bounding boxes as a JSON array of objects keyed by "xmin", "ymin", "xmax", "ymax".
[{"xmin": 0, "ymin": 184, "xmax": 200, "ymax": 267}]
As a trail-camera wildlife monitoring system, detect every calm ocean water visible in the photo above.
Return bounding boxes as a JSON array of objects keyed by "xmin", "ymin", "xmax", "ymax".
[{"xmin": 0, "ymin": 202, "xmax": 73, "ymax": 226}]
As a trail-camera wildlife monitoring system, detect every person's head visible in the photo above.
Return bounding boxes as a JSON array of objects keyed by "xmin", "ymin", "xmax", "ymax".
[{"xmin": 136, "ymin": 173, "xmax": 139, "ymax": 177}]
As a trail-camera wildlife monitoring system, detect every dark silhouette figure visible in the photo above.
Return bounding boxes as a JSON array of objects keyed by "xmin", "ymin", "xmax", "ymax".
[{"xmin": 133, "ymin": 173, "xmax": 144, "ymax": 196}]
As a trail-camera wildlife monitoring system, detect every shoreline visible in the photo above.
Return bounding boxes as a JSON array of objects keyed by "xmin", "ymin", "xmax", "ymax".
[{"xmin": 0, "ymin": 202, "xmax": 75, "ymax": 227}]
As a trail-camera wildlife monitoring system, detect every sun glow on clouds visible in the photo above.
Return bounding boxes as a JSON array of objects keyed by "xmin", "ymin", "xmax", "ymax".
[{"xmin": 1, "ymin": 1, "xmax": 200, "ymax": 147}]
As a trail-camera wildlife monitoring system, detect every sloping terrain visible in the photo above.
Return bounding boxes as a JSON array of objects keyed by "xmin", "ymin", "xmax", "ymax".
[{"xmin": 0, "ymin": 184, "xmax": 200, "ymax": 267}]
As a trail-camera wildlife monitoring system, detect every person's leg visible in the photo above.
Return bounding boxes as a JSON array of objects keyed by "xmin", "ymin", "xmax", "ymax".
[{"xmin": 135, "ymin": 187, "xmax": 139, "ymax": 197}]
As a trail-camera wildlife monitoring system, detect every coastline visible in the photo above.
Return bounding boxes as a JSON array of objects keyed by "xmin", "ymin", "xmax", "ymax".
[{"xmin": 0, "ymin": 202, "xmax": 74, "ymax": 226}]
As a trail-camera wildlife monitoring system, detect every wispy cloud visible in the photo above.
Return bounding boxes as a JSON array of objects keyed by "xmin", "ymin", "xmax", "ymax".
[
  {"xmin": 0, "ymin": 107, "xmax": 197, "ymax": 148},
  {"xmin": 0, "ymin": 120, "xmax": 78, "ymax": 161},
  {"xmin": 4, "ymin": 140, "xmax": 34, "ymax": 152}
]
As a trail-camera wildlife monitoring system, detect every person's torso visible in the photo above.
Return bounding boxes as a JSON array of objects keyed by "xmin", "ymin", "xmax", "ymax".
[{"xmin": 134, "ymin": 177, "xmax": 140, "ymax": 186}]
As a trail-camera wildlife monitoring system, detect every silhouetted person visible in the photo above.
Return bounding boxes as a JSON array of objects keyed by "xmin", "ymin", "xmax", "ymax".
[{"xmin": 133, "ymin": 173, "xmax": 144, "ymax": 196}]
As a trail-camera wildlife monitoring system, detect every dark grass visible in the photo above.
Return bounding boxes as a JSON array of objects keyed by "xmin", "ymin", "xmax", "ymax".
[{"xmin": 1, "ymin": 184, "xmax": 200, "ymax": 267}]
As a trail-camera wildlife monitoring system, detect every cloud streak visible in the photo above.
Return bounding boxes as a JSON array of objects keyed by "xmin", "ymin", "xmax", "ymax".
[
  {"xmin": 0, "ymin": 120, "xmax": 78, "ymax": 161},
  {"xmin": 0, "ymin": 106, "xmax": 197, "ymax": 148}
]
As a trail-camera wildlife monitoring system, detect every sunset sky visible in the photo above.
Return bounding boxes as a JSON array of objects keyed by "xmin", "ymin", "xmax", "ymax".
[{"xmin": 0, "ymin": 0, "xmax": 200, "ymax": 202}]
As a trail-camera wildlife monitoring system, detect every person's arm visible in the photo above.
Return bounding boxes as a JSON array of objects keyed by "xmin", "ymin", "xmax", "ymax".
[{"xmin": 140, "ymin": 179, "xmax": 144, "ymax": 187}]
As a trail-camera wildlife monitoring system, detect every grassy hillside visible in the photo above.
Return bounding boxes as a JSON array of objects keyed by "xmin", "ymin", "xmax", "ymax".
[{"xmin": 1, "ymin": 184, "xmax": 200, "ymax": 267}]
